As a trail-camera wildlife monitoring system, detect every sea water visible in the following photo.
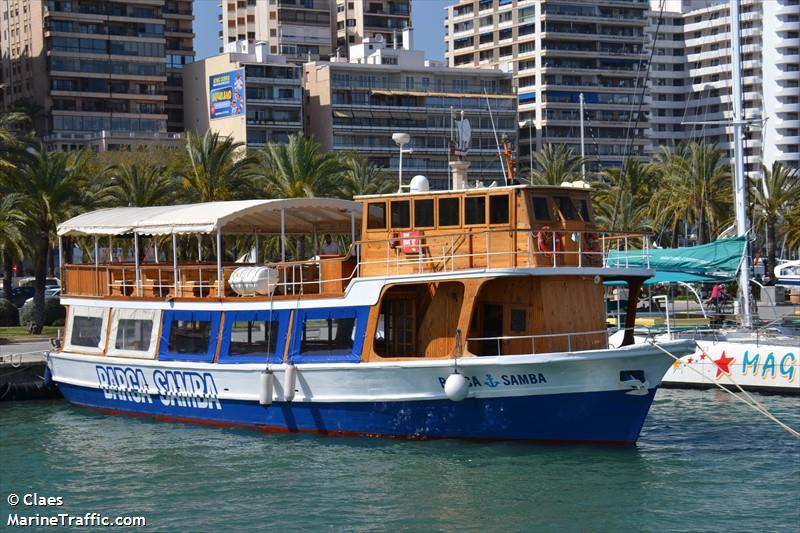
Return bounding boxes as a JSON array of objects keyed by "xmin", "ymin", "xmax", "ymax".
[{"xmin": 1, "ymin": 389, "xmax": 798, "ymax": 532}]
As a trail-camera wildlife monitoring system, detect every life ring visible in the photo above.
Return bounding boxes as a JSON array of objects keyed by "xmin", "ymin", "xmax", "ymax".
[
  {"xmin": 400, "ymin": 230, "xmax": 423, "ymax": 254},
  {"xmin": 537, "ymin": 226, "xmax": 562, "ymax": 254},
  {"xmin": 584, "ymin": 232, "xmax": 601, "ymax": 253}
]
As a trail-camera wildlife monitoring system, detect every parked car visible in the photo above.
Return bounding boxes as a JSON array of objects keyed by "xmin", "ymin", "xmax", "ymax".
[
  {"xmin": 16, "ymin": 277, "xmax": 61, "ymax": 289},
  {"xmin": 0, "ymin": 286, "xmax": 35, "ymax": 308},
  {"xmin": 23, "ymin": 287, "xmax": 61, "ymax": 307}
]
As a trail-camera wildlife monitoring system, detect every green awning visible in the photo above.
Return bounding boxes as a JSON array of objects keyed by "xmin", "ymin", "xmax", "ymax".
[{"xmin": 606, "ymin": 237, "xmax": 746, "ymax": 278}]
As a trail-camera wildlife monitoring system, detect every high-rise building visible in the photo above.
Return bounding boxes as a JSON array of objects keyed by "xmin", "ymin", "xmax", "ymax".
[
  {"xmin": 184, "ymin": 40, "xmax": 303, "ymax": 149},
  {"xmin": 444, "ymin": 0, "xmax": 652, "ymax": 175},
  {"xmin": 0, "ymin": 0, "xmax": 194, "ymax": 151},
  {"xmin": 218, "ymin": 1, "xmax": 411, "ymax": 64},
  {"xmin": 648, "ymin": 0, "xmax": 800, "ymax": 172},
  {"xmin": 334, "ymin": 0, "xmax": 412, "ymax": 56},
  {"xmin": 304, "ymin": 34, "xmax": 517, "ymax": 189}
]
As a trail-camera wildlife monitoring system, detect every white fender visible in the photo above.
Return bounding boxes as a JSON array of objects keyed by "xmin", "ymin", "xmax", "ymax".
[
  {"xmin": 283, "ymin": 365, "xmax": 297, "ymax": 402},
  {"xmin": 444, "ymin": 373, "xmax": 469, "ymax": 402},
  {"xmin": 259, "ymin": 371, "xmax": 273, "ymax": 405}
]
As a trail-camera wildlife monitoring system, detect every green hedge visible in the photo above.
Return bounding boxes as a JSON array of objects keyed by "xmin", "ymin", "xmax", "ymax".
[
  {"xmin": 20, "ymin": 297, "xmax": 66, "ymax": 327},
  {"xmin": 0, "ymin": 298, "xmax": 19, "ymax": 326}
]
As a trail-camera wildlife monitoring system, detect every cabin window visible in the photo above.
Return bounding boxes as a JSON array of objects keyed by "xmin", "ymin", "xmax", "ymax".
[
  {"xmin": 438, "ymin": 197, "xmax": 460, "ymax": 227},
  {"xmin": 374, "ymin": 298, "xmax": 415, "ymax": 357},
  {"xmin": 554, "ymin": 196, "xmax": 578, "ymax": 220},
  {"xmin": 219, "ymin": 310, "xmax": 289, "ymax": 364},
  {"xmin": 531, "ymin": 197, "xmax": 551, "ymax": 221},
  {"xmin": 159, "ymin": 310, "xmax": 221, "ymax": 362},
  {"xmin": 577, "ymin": 198, "xmax": 591, "ymax": 221},
  {"xmin": 465, "ymin": 196, "xmax": 486, "ymax": 225},
  {"xmin": 65, "ymin": 305, "xmax": 108, "ymax": 354},
  {"xmin": 288, "ymin": 307, "xmax": 369, "ymax": 363},
  {"xmin": 71, "ymin": 316, "xmax": 103, "ymax": 348},
  {"xmin": 390, "ymin": 200, "xmax": 410, "ymax": 228},
  {"xmin": 510, "ymin": 309, "xmax": 527, "ymax": 333},
  {"xmin": 489, "ymin": 195, "xmax": 510, "ymax": 224},
  {"xmin": 107, "ymin": 308, "xmax": 160, "ymax": 359},
  {"xmin": 367, "ymin": 202, "xmax": 386, "ymax": 230},
  {"xmin": 414, "ymin": 199, "xmax": 434, "ymax": 228}
]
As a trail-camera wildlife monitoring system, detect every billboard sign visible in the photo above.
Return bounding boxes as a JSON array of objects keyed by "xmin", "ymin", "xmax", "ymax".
[{"xmin": 209, "ymin": 68, "xmax": 245, "ymax": 120}]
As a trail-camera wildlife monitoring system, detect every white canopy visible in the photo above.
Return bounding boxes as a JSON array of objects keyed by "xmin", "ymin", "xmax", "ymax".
[{"xmin": 57, "ymin": 198, "xmax": 362, "ymax": 237}]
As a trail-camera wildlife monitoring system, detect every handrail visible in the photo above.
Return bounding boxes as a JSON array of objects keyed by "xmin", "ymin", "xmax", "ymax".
[{"xmin": 467, "ymin": 328, "xmax": 610, "ymax": 355}]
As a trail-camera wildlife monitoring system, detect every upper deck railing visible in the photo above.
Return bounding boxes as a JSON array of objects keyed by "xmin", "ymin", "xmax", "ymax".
[{"xmin": 60, "ymin": 228, "xmax": 651, "ymax": 300}]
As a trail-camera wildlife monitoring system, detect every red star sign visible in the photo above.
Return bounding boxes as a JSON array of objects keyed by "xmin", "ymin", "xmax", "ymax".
[{"xmin": 713, "ymin": 351, "xmax": 735, "ymax": 379}]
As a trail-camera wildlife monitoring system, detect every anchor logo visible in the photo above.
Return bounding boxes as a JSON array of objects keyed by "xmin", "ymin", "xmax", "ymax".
[{"xmin": 484, "ymin": 374, "xmax": 500, "ymax": 388}]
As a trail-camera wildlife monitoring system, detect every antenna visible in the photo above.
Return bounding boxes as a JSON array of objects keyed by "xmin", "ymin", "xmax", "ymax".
[{"xmin": 484, "ymin": 89, "xmax": 508, "ymax": 185}]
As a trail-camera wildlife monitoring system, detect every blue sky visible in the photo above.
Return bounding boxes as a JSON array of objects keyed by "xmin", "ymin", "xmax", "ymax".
[{"xmin": 193, "ymin": 0, "xmax": 449, "ymax": 61}]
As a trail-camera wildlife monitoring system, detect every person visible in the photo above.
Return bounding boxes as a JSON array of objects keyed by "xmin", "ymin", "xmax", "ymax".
[
  {"xmin": 320, "ymin": 234, "xmax": 340, "ymax": 255},
  {"xmin": 711, "ymin": 283, "xmax": 725, "ymax": 312}
]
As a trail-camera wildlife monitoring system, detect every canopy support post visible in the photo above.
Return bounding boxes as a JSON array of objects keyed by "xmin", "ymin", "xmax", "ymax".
[
  {"xmin": 197, "ymin": 235, "xmax": 202, "ymax": 262},
  {"xmin": 172, "ymin": 233, "xmax": 179, "ymax": 297},
  {"xmin": 280, "ymin": 209, "xmax": 286, "ymax": 262},
  {"xmin": 109, "ymin": 236, "xmax": 113, "ymax": 262},
  {"xmin": 154, "ymin": 238, "xmax": 159, "ymax": 264},
  {"xmin": 350, "ymin": 212, "xmax": 355, "ymax": 247},
  {"xmin": 94, "ymin": 236, "xmax": 99, "ymax": 295},
  {"xmin": 134, "ymin": 233, "xmax": 141, "ymax": 296},
  {"xmin": 58, "ymin": 236, "xmax": 63, "ymax": 280},
  {"xmin": 216, "ymin": 230, "xmax": 223, "ymax": 297},
  {"xmin": 254, "ymin": 232, "xmax": 259, "ymax": 264},
  {"xmin": 312, "ymin": 225, "xmax": 317, "ymax": 257}
]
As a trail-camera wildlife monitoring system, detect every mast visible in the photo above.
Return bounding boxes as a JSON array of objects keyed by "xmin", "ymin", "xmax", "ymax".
[
  {"xmin": 579, "ymin": 93, "xmax": 586, "ymax": 181},
  {"xmin": 730, "ymin": 0, "xmax": 752, "ymax": 328}
]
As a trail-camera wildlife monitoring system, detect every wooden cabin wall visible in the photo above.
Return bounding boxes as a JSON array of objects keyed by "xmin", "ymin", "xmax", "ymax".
[{"xmin": 417, "ymin": 282, "xmax": 464, "ymax": 357}]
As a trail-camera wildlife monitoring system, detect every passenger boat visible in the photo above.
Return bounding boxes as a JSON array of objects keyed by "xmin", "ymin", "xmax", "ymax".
[{"xmin": 47, "ymin": 180, "xmax": 694, "ymax": 444}]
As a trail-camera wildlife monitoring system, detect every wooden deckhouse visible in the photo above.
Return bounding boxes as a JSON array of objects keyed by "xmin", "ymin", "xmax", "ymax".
[{"xmin": 57, "ymin": 186, "xmax": 652, "ymax": 364}]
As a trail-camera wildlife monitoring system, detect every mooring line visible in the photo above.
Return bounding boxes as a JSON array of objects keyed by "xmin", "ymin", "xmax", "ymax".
[{"xmin": 648, "ymin": 340, "xmax": 800, "ymax": 439}]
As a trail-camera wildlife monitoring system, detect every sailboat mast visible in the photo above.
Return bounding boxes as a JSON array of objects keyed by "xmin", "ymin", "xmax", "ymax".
[{"xmin": 730, "ymin": 0, "xmax": 752, "ymax": 328}]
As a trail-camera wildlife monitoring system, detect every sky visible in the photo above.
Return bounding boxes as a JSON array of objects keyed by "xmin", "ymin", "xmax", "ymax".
[{"xmin": 193, "ymin": 0, "xmax": 449, "ymax": 61}]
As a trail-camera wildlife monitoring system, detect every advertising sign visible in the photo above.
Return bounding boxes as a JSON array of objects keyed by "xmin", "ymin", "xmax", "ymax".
[{"xmin": 209, "ymin": 68, "xmax": 245, "ymax": 120}]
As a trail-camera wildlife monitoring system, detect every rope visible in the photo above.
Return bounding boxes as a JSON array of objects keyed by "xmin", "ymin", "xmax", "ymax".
[{"xmin": 647, "ymin": 340, "xmax": 800, "ymax": 439}]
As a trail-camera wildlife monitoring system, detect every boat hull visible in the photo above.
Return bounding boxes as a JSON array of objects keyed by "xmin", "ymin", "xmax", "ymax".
[{"xmin": 49, "ymin": 340, "xmax": 695, "ymax": 444}]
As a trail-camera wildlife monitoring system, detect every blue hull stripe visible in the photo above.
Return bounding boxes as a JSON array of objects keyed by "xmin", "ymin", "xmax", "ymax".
[{"xmin": 58, "ymin": 383, "xmax": 657, "ymax": 444}]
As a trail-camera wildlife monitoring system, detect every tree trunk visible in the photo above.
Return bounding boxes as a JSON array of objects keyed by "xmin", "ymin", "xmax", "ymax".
[
  {"xmin": 765, "ymin": 221, "xmax": 776, "ymax": 286},
  {"xmin": 2, "ymin": 250, "xmax": 13, "ymax": 298},
  {"xmin": 48, "ymin": 242, "xmax": 55, "ymax": 277},
  {"xmin": 31, "ymin": 236, "xmax": 48, "ymax": 333}
]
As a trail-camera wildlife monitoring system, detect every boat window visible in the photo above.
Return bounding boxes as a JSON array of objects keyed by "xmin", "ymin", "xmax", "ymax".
[
  {"xmin": 367, "ymin": 202, "xmax": 386, "ymax": 230},
  {"xmin": 554, "ymin": 196, "xmax": 578, "ymax": 220},
  {"xmin": 71, "ymin": 316, "xmax": 103, "ymax": 348},
  {"xmin": 219, "ymin": 310, "xmax": 288, "ymax": 364},
  {"xmin": 159, "ymin": 311, "xmax": 221, "ymax": 362},
  {"xmin": 390, "ymin": 200, "xmax": 410, "ymax": 228},
  {"xmin": 577, "ymin": 198, "xmax": 591, "ymax": 221},
  {"xmin": 531, "ymin": 196, "xmax": 551, "ymax": 221},
  {"xmin": 414, "ymin": 199, "xmax": 434, "ymax": 228},
  {"xmin": 107, "ymin": 308, "xmax": 160, "ymax": 359},
  {"xmin": 288, "ymin": 307, "xmax": 369, "ymax": 363},
  {"xmin": 465, "ymin": 196, "xmax": 486, "ymax": 225},
  {"xmin": 510, "ymin": 309, "xmax": 527, "ymax": 333},
  {"xmin": 374, "ymin": 298, "xmax": 415, "ymax": 357},
  {"xmin": 438, "ymin": 197, "xmax": 460, "ymax": 227},
  {"xmin": 489, "ymin": 194, "xmax": 510, "ymax": 224},
  {"xmin": 65, "ymin": 305, "xmax": 108, "ymax": 354}
]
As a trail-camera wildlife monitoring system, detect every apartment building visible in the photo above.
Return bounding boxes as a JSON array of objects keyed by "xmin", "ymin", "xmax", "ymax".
[
  {"xmin": 444, "ymin": 0, "xmax": 652, "ymax": 174},
  {"xmin": 304, "ymin": 35, "xmax": 517, "ymax": 189},
  {"xmin": 334, "ymin": 0, "xmax": 412, "ymax": 56},
  {"xmin": 184, "ymin": 40, "xmax": 302, "ymax": 149},
  {"xmin": 648, "ymin": 0, "xmax": 799, "ymax": 172},
  {"xmin": 218, "ymin": 1, "xmax": 411, "ymax": 64},
  {"xmin": 0, "ymin": 0, "xmax": 194, "ymax": 151}
]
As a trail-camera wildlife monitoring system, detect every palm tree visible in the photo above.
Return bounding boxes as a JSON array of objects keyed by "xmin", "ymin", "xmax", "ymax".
[
  {"xmin": 181, "ymin": 131, "xmax": 256, "ymax": 202},
  {"xmin": 530, "ymin": 144, "xmax": 585, "ymax": 185},
  {"xmin": 0, "ymin": 193, "xmax": 26, "ymax": 298},
  {"xmin": 783, "ymin": 204, "xmax": 800, "ymax": 253},
  {"xmin": 592, "ymin": 159, "xmax": 654, "ymax": 232},
  {"xmin": 750, "ymin": 162, "xmax": 800, "ymax": 284},
  {"xmin": 101, "ymin": 162, "xmax": 178, "ymax": 207},
  {"xmin": 651, "ymin": 142, "xmax": 733, "ymax": 245},
  {"xmin": 5, "ymin": 147, "xmax": 92, "ymax": 331},
  {"xmin": 0, "ymin": 111, "xmax": 30, "ymax": 171},
  {"xmin": 258, "ymin": 134, "xmax": 343, "ymax": 199},
  {"xmin": 339, "ymin": 154, "xmax": 393, "ymax": 198}
]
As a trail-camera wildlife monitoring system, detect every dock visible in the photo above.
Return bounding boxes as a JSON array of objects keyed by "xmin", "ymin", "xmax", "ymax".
[{"xmin": 0, "ymin": 341, "xmax": 60, "ymax": 400}]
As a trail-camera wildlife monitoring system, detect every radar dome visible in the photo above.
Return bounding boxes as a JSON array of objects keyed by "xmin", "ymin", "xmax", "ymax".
[{"xmin": 409, "ymin": 175, "xmax": 430, "ymax": 192}]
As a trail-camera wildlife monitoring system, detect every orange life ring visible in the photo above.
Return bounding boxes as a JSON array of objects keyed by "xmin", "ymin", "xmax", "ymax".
[
  {"xmin": 537, "ymin": 226, "xmax": 562, "ymax": 254},
  {"xmin": 584, "ymin": 232, "xmax": 601, "ymax": 253}
]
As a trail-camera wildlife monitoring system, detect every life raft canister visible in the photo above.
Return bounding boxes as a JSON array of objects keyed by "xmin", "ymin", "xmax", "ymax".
[{"xmin": 537, "ymin": 226, "xmax": 563, "ymax": 254}]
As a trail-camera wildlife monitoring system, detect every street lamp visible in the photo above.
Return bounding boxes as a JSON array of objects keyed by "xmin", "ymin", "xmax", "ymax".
[
  {"xmin": 392, "ymin": 132, "xmax": 411, "ymax": 192},
  {"xmin": 518, "ymin": 120, "xmax": 533, "ymax": 179}
]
